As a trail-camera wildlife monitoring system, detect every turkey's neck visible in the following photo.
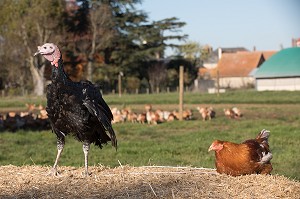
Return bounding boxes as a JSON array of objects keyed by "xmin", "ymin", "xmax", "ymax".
[{"xmin": 51, "ymin": 58, "xmax": 71, "ymax": 84}]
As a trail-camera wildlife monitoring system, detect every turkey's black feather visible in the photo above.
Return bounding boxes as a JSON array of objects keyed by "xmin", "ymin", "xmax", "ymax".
[{"xmin": 46, "ymin": 57, "xmax": 117, "ymax": 149}]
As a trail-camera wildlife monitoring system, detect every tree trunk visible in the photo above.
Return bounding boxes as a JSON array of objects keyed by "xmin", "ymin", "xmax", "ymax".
[
  {"xmin": 28, "ymin": 56, "xmax": 45, "ymax": 96},
  {"xmin": 86, "ymin": 23, "xmax": 97, "ymax": 82},
  {"xmin": 21, "ymin": 24, "xmax": 46, "ymax": 96},
  {"xmin": 87, "ymin": 60, "xmax": 93, "ymax": 82}
]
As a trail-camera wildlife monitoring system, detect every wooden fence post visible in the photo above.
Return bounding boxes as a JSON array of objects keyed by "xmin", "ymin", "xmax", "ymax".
[
  {"xmin": 179, "ymin": 65, "xmax": 184, "ymax": 121},
  {"xmin": 118, "ymin": 73, "xmax": 122, "ymax": 97}
]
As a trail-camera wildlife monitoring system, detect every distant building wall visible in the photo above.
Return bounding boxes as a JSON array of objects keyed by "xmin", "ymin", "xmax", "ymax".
[
  {"xmin": 194, "ymin": 77, "xmax": 255, "ymax": 92},
  {"xmin": 256, "ymin": 77, "xmax": 300, "ymax": 91},
  {"xmin": 194, "ymin": 79, "xmax": 215, "ymax": 92},
  {"xmin": 219, "ymin": 77, "xmax": 255, "ymax": 88}
]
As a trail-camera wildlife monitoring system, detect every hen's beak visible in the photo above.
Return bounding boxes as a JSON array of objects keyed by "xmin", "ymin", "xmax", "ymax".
[{"xmin": 208, "ymin": 145, "xmax": 213, "ymax": 152}]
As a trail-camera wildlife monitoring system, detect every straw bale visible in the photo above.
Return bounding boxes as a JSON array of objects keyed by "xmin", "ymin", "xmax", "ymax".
[{"xmin": 0, "ymin": 165, "xmax": 299, "ymax": 198}]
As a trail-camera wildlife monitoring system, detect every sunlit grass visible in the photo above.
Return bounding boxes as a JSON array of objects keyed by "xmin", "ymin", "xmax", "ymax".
[
  {"xmin": 1, "ymin": 90, "xmax": 299, "ymax": 180},
  {"xmin": 1, "ymin": 109, "xmax": 299, "ymax": 180},
  {"xmin": 1, "ymin": 90, "xmax": 300, "ymax": 109}
]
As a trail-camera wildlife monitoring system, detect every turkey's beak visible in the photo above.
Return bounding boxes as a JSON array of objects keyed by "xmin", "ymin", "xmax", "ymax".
[
  {"xmin": 34, "ymin": 46, "xmax": 42, "ymax": 56},
  {"xmin": 34, "ymin": 51, "xmax": 40, "ymax": 56}
]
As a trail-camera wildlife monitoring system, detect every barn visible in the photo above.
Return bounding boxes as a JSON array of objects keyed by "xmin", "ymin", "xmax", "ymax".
[
  {"xmin": 254, "ymin": 47, "xmax": 300, "ymax": 91},
  {"xmin": 217, "ymin": 51, "xmax": 265, "ymax": 89}
]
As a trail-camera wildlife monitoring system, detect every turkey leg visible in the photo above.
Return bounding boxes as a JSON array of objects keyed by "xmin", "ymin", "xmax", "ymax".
[
  {"xmin": 49, "ymin": 137, "xmax": 65, "ymax": 176},
  {"xmin": 83, "ymin": 142, "xmax": 91, "ymax": 176}
]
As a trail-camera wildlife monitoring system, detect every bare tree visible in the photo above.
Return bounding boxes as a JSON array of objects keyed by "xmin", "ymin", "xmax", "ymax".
[
  {"xmin": 65, "ymin": 1, "xmax": 115, "ymax": 82},
  {"xmin": 86, "ymin": 2, "xmax": 115, "ymax": 81},
  {"xmin": 0, "ymin": 0, "xmax": 64, "ymax": 95},
  {"xmin": 147, "ymin": 61, "xmax": 167, "ymax": 93}
]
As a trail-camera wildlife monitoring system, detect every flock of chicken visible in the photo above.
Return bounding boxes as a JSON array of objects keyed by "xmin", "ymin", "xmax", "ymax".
[
  {"xmin": 112, "ymin": 103, "xmax": 273, "ymax": 177},
  {"xmin": 0, "ymin": 103, "xmax": 50, "ymax": 131},
  {"xmin": 0, "ymin": 104, "xmax": 219, "ymax": 132},
  {"xmin": 0, "ymin": 104, "xmax": 243, "ymax": 131},
  {"xmin": 111, "ymin": 103, "xmax": 273, "ymax": 176},
  {"xmin": 111, "ymin": 104, "xmax": 243, "ymax": 124}
]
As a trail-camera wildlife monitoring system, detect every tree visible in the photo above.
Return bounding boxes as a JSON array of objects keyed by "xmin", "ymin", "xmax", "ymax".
[
  {"xmin": 147, "ymin": 60, "xmax": 167, "ymax": 92},
  {"xmin": 177, "ymin": 41, "xmax": 203, "ymax": 67},
  {"xmin": 63, "ymin": 0, "xmax": 147, "ymax": 82},
  {"xmin": 0, "ymin": 0, "xmax": 64, "ymax": 96},
  {"xmin": 64, "ymin": 0, "xmax": 187, "ymax": 92},
  {"xmin": 0, "ymin": 0, "xmax": 189, "ymax": 95},
  {"xmin": 139, "ymin": 18, "xmax": 187, "ymax": 92}
]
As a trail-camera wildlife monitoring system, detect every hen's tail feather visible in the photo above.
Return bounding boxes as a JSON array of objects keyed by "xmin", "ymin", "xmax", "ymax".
[
  {"xmin": 256, "ymin": 129, "xmax": 270, "ymax": 143},
  {"xmin": 260, "ymin": 152, "xmax": 273, "ymax": 163},
  {"xmin": 256, "ymin": 129, "xmax": 272, "ymax": 162}
]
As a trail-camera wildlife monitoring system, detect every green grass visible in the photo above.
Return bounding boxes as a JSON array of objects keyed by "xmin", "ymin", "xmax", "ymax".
[
  {"xmin": 98, "ymin": 90, "xmax": 300, "ymax": 105},
  {"xmin": 1, "ymin": 90, "xmax": 300, "ymax": 109},
  {"xmin": 0, "ymin": 104, "xmax": 299, "ymax": 180},
  {"xmin": 0, "ymin": 90, "xmax": 300, "ymax": 180}
]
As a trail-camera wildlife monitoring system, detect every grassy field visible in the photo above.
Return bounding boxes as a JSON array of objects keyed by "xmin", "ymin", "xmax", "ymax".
[
  {"xmin": 1, "ymin": 90, "xmax": 300, "ymax": 109},
  {"xmin": 0, "ymin": 91, "xmax": 300, "ymax": 180}
]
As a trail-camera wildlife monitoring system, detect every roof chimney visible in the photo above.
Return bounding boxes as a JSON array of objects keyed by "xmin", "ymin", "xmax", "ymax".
[
  {"xmin": 218, "ymin": 48, "xmax": 222, "ymax": 60},
  {"xmin": 297, "ymin": 39, "xmax": 300, "ymax": 47},
  {"xmin": 280, "ymin": 44, "xmax": 283, "ymax": 50}
]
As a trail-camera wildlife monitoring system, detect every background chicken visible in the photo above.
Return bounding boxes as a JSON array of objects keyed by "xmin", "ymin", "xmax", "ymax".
[
  {"xmin": 35, "ymin": 43, "xmax": 117, "ymax": 176},
  {"xmin": 208, "ymin": 129, "xmax": 273, "ymax": 176}
]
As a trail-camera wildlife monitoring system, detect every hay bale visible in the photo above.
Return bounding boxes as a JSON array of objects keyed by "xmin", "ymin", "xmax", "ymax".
[{"xmin": 0, "ymin": 165, "xmax": 299, "ymax": 198}]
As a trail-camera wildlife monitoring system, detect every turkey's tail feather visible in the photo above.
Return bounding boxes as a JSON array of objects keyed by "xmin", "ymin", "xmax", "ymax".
[
  {"xmin": 107, "ymin": 127, "xmax": 118, "ymax": 150},
  {"xmin": 83, "ymin": 98, "xmax": 117, "ymax": 150}
]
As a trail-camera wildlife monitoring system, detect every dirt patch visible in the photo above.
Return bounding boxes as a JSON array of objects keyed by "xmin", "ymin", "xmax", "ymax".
[{"xmin": 0, "ymin": 165, "xmax": 299, "ymax": 199}]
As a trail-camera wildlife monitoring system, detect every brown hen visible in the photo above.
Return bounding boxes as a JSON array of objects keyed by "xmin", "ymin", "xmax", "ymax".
[{"xmin": 208, "ymin": 129, "xmax": 273, "ymax": 176}]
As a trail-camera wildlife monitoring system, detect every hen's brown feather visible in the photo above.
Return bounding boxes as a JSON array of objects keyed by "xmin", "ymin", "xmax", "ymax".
[{"xmin": 209, "ymin": 129, "xmax": 273, "ymax": 176}]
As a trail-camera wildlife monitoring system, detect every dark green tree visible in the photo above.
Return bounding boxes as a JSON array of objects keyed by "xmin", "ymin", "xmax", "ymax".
[{"xmin": 63, "ymin": 0, "xmax": 187, "ymax": 92}]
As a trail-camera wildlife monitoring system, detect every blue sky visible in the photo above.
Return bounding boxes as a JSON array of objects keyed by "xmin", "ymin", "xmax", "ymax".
[{"xmin": 138, "ymin": 0, "xmax": 300, "ymax": 55}]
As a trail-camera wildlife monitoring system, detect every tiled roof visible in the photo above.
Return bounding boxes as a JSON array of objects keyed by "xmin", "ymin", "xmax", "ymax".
[
  {"xmin": 217, "ymin": 51, "xmax": 264, "ymax": 77},
  {"xmin": 203, "ymin": 47, "xmax": 249, "ymax": 64}
]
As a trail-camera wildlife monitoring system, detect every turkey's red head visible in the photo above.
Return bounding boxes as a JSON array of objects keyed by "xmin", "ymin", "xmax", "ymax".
[{"xmin": 34, "ymin": 43, "xmax": 61, "ymax": 67}]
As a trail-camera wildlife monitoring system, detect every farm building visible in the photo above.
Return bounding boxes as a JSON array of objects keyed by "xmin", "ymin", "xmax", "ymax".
[
  {"xmin": 196, "ymin": 47, "xmax": 249, "ymax": 92},
  {"xmin": 202, "ymin": 47, "xmax": 249, "ymax": 69},
  {"xmin": 216, "ymin": 51, "xmax": 276, "ymax": 89},
  {"xmin": 195, "ymin": 48, "xmax": 276, "ymax": 92},
  {"xmin": 254, "ymin": 47, "xmax": 300, "ymax": 91}
]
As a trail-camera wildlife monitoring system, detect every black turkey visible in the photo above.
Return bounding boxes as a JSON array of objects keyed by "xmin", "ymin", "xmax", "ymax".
[{"xmin": 34, "ymin": 43, "xmax": 117, "ymax": 176}]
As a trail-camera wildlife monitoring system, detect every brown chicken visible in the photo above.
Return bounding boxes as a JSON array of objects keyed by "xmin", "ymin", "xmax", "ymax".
[{"xmin": 208, "ymin": 129, "xmax": 273, "ymax": 176}]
